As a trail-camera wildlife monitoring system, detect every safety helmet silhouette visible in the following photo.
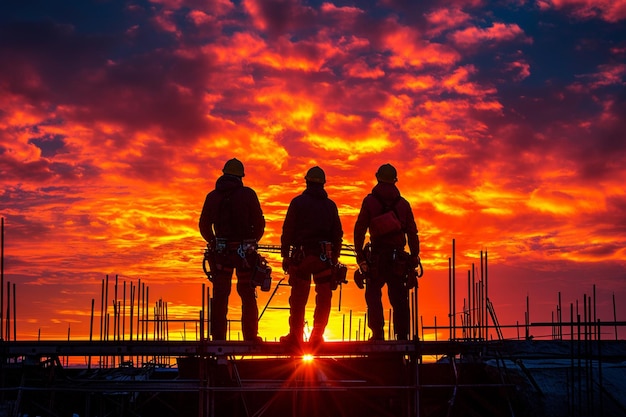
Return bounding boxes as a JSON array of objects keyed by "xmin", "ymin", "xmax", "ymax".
[
  {"xmin": 222, "ymin": 158, "xmax": 245, "ymax": 177},
  {"xmin": 305, "ymin": 166, "xmax": 326, "ymax": 184},
  {"xmin": 375, "ymin": 163, "xmax": 397, "ymax": 183}
]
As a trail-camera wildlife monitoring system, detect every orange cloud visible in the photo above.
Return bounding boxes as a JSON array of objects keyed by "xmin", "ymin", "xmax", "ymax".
[
  {"xmin": 544, "ymin": 0, "xmax": 626, "ymax": 22},
  {"xmin": 425, "ymin": 7, "xmax": 472, "ymax": 35},
  {"xmin": 506, "ymin": 60, "xmax": 531, "ymax": 81},
  {"xmin": 450, "ymin": 22, "xmax": 531, "ymax": 49},
  {"xmin": 568, "ymin": 63, "xmax": 626, "ymax": 93},
  {"xmin": 381, "ymin": 21, "xmax": 460, "ymax": 68}
]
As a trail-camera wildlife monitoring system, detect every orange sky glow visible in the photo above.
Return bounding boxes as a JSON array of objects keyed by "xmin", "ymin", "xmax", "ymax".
[{"xmin": 1, "ymin": 0, "xmax": 625, "ymax": 342}]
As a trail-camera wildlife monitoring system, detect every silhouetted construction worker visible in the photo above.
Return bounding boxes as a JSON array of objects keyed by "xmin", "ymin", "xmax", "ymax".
[
  {"xmin": 199, "ymin": 158, "xmax": 265, "ymax": 342},
  {"xmin": 280, "ymin": 166, "xmax": 343, "ymax": 349},
  {"xmin": 354, "ymin": 163, "xmax": 420, "ymax": 340}
]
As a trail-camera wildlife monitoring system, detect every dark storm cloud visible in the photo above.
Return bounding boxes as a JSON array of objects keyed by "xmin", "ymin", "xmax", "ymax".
[
  {"xmin": 0, "ymin": 153, "xmax": 100, "ymax": 183},
  {"xmin": 0, "ymin": 2, "xmax": 215, "ymax": 146},
  {"xmin": 1, "ymin": 186, "xmax": 83, "ymax": 211},
  {"xmin": 28, "ymin": 134, "xmax": 67, "ymax": 158},
  {"xmin": 66, "ymin": 51, "xmax": 216, "ymax": 144},
  {"xmin": 0, "ymin": 19, "xmax": 116, "ymax": 101}
]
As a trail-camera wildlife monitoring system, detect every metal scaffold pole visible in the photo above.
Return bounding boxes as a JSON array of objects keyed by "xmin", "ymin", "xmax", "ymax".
[{"xmin": 1, "ymin": 217, "xmax": 4, "ymax": 341}]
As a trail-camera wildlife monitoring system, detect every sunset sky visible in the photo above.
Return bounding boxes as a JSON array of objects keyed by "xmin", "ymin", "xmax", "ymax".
[{"xmin": 1, "ymin": 0, "xmax": 625, "ymax": 342}]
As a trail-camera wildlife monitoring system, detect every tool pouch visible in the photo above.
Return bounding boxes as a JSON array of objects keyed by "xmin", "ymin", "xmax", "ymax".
[
  {"xmin": 251, "ymin": 255, "xmax": 272, "ymax": 292},
  {"xmin": 392, "ymin": 250, "xmax": 410, "ymax": 277},
  {"xmin": 330, "ymin": 263, "xmax": 348, "ymax": 290}
]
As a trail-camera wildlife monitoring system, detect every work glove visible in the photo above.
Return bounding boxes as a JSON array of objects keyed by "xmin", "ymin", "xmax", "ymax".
[
  {"xmin": 408, "ymin": 254, "xmax": 423, "ymax": 283},
  {"xmin": 282, "ymin": 257, "xmax": 290, "ymax": 274},
  {"xmin": 354, "ymin": 269, "xmax": 365, "ymax": 289}
]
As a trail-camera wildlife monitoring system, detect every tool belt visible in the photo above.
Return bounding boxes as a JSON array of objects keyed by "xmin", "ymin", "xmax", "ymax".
[
  {"xmin": 368, "ymin": 247, "xmax": 411, "ymax": 281},
  {"xmin": 289, "ymin": 241, "xmax": 346, "ymax": 290},
  {"xmin": 204, "ymin": 238, "xmax": 271, "ymax": 291},
  {"xmin": 214, "ymin": 238, "xmax": 257, "ymax": 255},
  {"xmin": 289, "ymin": 240, "xmax": 336, "ymax": 265},
  {"xmin": 311, "ymin": 263, "xmax": 347, "ymax": 290}
]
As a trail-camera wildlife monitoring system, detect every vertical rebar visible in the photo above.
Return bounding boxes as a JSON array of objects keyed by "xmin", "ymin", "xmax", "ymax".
[
  {"xmin": 159, "ymin": 300, "xmax": 162, "ymax": 340},
  {"xmin": 452, "ymin": 239, "xmax": 456, "ymax": 340},
  {"xmin": 114, "ymin": 275, "xmax": 119, "ymax": 341},
  {"xmin": 593, "ymin": 285, "xmax": 597, "ymax": 340},
  {"xmin": 89, "ymin": 298, "xmax": 94, "ymax": 369},
  {"xmin": 1, "ymin": 217, "xmax": 4, "ymax": 341},
  {"xmin": 411, "ymin": 289, "xmax": 415, "ymax": 340},
  {"xmin": 104, "ymin": 275, "xmax": 109, "ymax": 340},
  {"xmin": 597, "ymin": 318, "xmax": 604, "ymax": 417},
  {"xmin": 207, "ymin": 285, "xmax": 211, "ymax": 341},
  {"xmin": 479, "ymin": 267, "xmax": 484, "ymax": 340},
  {"xmin": 162, "ymin": 301, "xmax": 170, "ymax": 340},
  {"xmin": 471, "ymin": 281, "xmax": 476, "ymax": 340},
  {"xmin": 569, "ymin": 302, "xmax": 574, "ymax": 415},
  {"xmin": 583, "ymin": 294, "xmax": 589, "ymax": 342},
  {"xmin": 112, "ymin": 300, "xmax": 118, "ymax": 343},
  {"xmin": 466, "ymin": 271, "xmax": 471, "ymax": 339},
  {"xmin": 130, "ymin": 283, "xmax": 134, "ymax": 341},
  {"xmin": 199, "ymin": 310, "xmax": 204, "ymax": 342},
  {"xmin": 525, "ymin": 294, "xmax": 530, "ymax": 340},
  {"xmin": 5, "ymin": 281, "xmax": 10, "ymax": 340},
  {"xmin": 448, "ymin": 257, "xmax": 452, "ymax": 340},
  {"xmin": 67, "ymin": 323, "xmax": 70, "ymax": 366},
  {"xmin": 200, "ymin": 284, "xmax": 205, "ymax": 342},
  {"xmin": 577, "ymin": 313, "xmax": 582, "ymax": 417},
  {"xmin": 461, "ymin": 299, "xmax": 467, "ymax": 339},
  {"xmin": 480, "ymin": 251, "xmax": 483, "ymax": 340},
  {"xmin": 146, "ymin": 286, "xmax": 150, "ymax": 340},
  {"xmin": 89, "ymin": 298, "xmax": 95, "ymax": 343},
  {"xmin": 137, "ymin": 279, "xmax": 142, "ymax": 341},
  {"xmin": 349, "ymin": 310, "xmax": 352, "ymax": 342},
  {"xmin": 100, "ymin": 278, "xmax": 104, "ymax": 341},
  {"xmin": 480, "ymin": 250, "xmax": 489, "ymax": 340},
  {"xmin": 122, "ymin": 281, "xmax": 126, "ymax": 341},
  {"xmin": 483, "ymin": 250, "xmax": 488, "ymax": 341},
  {"xmin": 558, "ymin": 292, "xmax": 562, "ymax": 340},
  {"xmin": 363, "ymin": 312, "xmax": 369, "ymax": 340},
  {"xmin": 12, "ymin": 282, "xmax": 16, "ymax": 341},
  {"xmin": 413, "ymin": 279, "xmax": 419, "ymax": 336},
  {"xmin": 141, "ymin": 282, "xmax": 146, "ymax": 340},
  {"xmin": 585, "ymin": 298, "xmax": 595, "ymax": 414},
  {"xmin": 154, "ymin": 299, "xmax": 158, "ymax": 341}
]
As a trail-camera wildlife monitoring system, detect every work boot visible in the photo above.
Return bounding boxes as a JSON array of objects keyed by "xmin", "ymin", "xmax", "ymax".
[
  {"xmin": 369, "ymin": 330, "xmax": 384, "ymax": 341},
  {"xmin": 280, "ymin": 333, "xmax": 303, "ymax": 353},
  {"xmin": 308, "ymin": 334, "xmax": 324, "ymax": 349},
  {"xmin": 245, "ymin": 335, "xmax": 263, "ymax": 343}
]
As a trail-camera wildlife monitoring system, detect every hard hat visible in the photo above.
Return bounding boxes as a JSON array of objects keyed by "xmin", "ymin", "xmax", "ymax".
[
  {"xmin": 222, "ymin": 158, "xmax": 245, "ymax": 177},
  {"xmin": 375, "ymin": 163, "xmax": 397, "ymax": 183},
  {"xmin": 305, "ymin": 166, "xmax": 326, "ymax": 184}
]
